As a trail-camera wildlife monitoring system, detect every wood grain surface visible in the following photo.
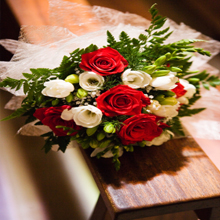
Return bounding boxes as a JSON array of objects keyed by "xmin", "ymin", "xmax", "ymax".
[
  {"xmin": 3, "ymin": 1, "xmax": 220, "ymax": 220},
  {"xmin": 81, "ymin": 137, "xmax": 220, "ymax": 219}
]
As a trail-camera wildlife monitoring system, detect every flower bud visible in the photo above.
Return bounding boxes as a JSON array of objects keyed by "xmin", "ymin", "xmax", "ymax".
[
  {"xmin": 143, "ymin": 65, "xmax": 157, "ymax": 74},
  {"xmin": 155, "ymin": 94, "xmax": 165, "ymax": 102},
  {"xmin": 188, "ymin": 78, "xmax": 200, "ymax": 83},
  {"xmin": 171, "ymin": 67, "xmax": 182, "ymax": 72},
  {"xmin": 138, "ymin": 141, "xmax": 146, "ymax": 147},
  {"xmin": 154, "ymin": 55, "xmax": 167, "ymax": 66},
  {"xmin": 65, "ymin": 74, "xmax": 79, "ymax": 84},
  {"xmin": 89, "ymin": 139, "xmax": 99, "ymax": 148},
  {"xmin": 152, "ymin": 70, "xmax": 170, "ymax": 77},
  {"xmin": 52, "ymin": 99, "xmax": 59, "ymax": 106},
  {"xmin": 86, "ymin": 126, "xmax": 98, "ymax": 136},
  {"xmin": 76, "ymin": 88, "xmax": 88, "ymax": 98},
  {"xmin": 163, "ymin": 91, "xmax": 176, "ymax": 97},
  {"xmin": 65, "ymin": 93, "xmax": 74, "ymax": 103},
  {"xmin": 104, "ymin": 123, "xmax": 116, "ymax": 133},
  {"xmin": 165, "ymin": 52, "xmax": 171, "ymax": 60},
  {"xmin": 37, "ymin": 94, "xmax": 44, "ymax": 103},
  {"xmin": 97, "ymin": 131, "xmax": 106, "ymax": 141},
  {"xmin": 160, "ymin": 97, "xmax": 178, "ymax": 106}
]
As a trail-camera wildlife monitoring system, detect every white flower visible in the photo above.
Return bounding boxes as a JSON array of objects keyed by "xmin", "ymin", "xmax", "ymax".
[
  {"xmin": 147, "ymin": 100, "xmax": 179, "ymax": 118},
  {"xmin": 179, "ymin": 79, "xmax": 196, "ymax": 98},
  {"xmin": 61, "ymin": 109, "xmax": 74, "ymax": 121},
  {"xmin": 121, "ymin": 69, "xmax": 152, "ymax": 89},
  {"xmin": 150, "ymin": 72, "xmax": 178, "ymax": 90},
  {"xmin": 42, "ymin": 79, "xmax": 74, "ymax": 98},
  {"xmin": 71, "ymin": 105, "xmax": 102, "ymax": 128},
  {"xmin": 176, "ymin": 79, "xmax": 196, "ymax": 105},
  {"xmin": 79, "ymin": 71, "xmax": 104, "ymax": 91},
  {"xmin": 145, "ymin": 130, "xmax": 174, "ymax": 146}
]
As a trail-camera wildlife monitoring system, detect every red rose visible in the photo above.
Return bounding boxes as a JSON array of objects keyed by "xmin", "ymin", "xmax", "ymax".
[
  {"xmin": 33, "ymin": 105, "xmax": 81, "ymax": 136},
  {"xmin": 171, "ymin": 82, "xmax": 186, "ymax": 98},
  {"xmin": 79, "ymin": 47, "xmax": 128, "ymax": 76},
  {"xmin": 96, "ymin": 85, "xmax": 150, "ymax": 117},
  {"xmin": 117, "ymin": 114, "xmax": 164, "ymax": 145}
]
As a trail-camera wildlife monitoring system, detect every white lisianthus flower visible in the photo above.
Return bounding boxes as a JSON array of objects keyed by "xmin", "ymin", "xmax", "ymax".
[
  {"xmin": 121, "ymin": 69, "xmax": 152, "ymax": 89},
  {"xmin": 61, "ymin": 109, "xmax": 74, "ymax": 121},
  {"xmin": 79, "ymin": 71, "xmax": 104, "ymax": 91},
  {"xmin": 145, "ymin": 130, "xmax": 174, "ymax": 146},
  {"xmin": 42, "ymin": 79, "xmax": 74, "ymax": 98},
  {"xmin": 71, "ymin": 105, "xmax": 102, "ymax": 128},
  {"xmin": 176, "ymin": 79, "xmax": 196, "ymax": 105},
  {"xmin": 150, "ymin": 72, "xmax": 178, "ymax": 90},
  {"xmin": 179, "ymin": 79, "xmax": 196, "ymax": 98},
  {"xmin": 147, "ymin": 100, "xmax": 180, "ymax": 118}
]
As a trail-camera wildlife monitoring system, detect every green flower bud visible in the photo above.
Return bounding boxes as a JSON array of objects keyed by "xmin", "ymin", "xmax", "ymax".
[
  {"xmin": 76, "ymin": 88, "xmax": 88, "ymax": 99},
  {"xmin": 97, "ymin": 131, "xmax": 106, "ymax": 141},
  {"xmin": 65, "ymin": 74, "xmax": 79, "ymax": 84},
  {"xmin": 152, "ymin": 70, "xmax": 170, "ymax": 77},
  {"xmin": 165, "ymin": 52, "xmax": 171, "ymax": 60},
  {"xmin": 160, "ymin": 97, "xmax": 178, "ymax": 106},
  {"xmin": 52, "ymin": 99, "xmax": 59, "ymax": 106},
  {"xmin": 163, "ymin": 91, "xmax": 176, "ymax": 97},
  {"xmin": 37, "ymin": 94, "xmax": 44, "ymax": 103},
  {"xmin": 99, "ymin": 139, "xmax": 112, "ymax": 148},
  {"xmin": 104, "ymin": 123, "xmax": 116, "ymax": 133},
  {"xmin": 65, "ymin": 93, "xmax": 74, "ymax": 103},
  {"xmin": 138, "ymin": 141, "xmax": 146, "ymax": 147},
  {"xmin": 171, "ymin": 67, "xmax": 182, "ymax": 72},
  {"xmin": 143, "ymin": 65, "xmax": 157, "ymax": 74},
  {"xmin": 154, "ymin": 55, "xmax": 167, "ymax": 66},
  {"xmin": 188, "ymin": 78, "xmax": 200, "ymax": 83},
  {"xmin": 155, "ymin": 94, "xmax": 165, "ymax": 102},
  {"xmin": 89, "ymin": 139, "xmax": 99, "ymax": 148},
  {"xmin": 86, "ymin": 126, "xmax": 98, "ymax": 136},
  {"xmin": 76, "ymin": 133, "xmax": 80, "ymax": 138}
]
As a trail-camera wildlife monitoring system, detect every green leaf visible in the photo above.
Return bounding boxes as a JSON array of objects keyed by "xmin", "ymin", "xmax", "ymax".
[
  {"xmin": 202, "ymin": 82, "xmax": 210, "ymax": 90},
  {"xmin": 57, "ymin": 136, "xmax": 70, "ymax": 152},
  {"xmin": 1, "ymin": 107, "xmax": 28, "ymax": 121},
  {"xmin": 22, "ymin": 73, "xmax": 33, "ymax": 79}
]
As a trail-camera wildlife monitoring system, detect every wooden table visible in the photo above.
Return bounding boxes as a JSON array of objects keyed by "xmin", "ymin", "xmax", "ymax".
[
  {"xmin": 3, "ymin": 1, "xmax": 220, "ymax": 220},
  {"xmin": 81, "ymin": 138, "xmax": 220, "ymax": 220}
]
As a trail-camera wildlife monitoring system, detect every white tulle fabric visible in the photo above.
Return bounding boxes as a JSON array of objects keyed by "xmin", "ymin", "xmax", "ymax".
[{"xmin": 0, "ymin": 0, "xmax": 220, "ymax": 140}]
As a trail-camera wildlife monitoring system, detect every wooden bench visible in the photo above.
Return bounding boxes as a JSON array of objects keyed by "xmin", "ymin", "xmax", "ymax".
[{"xmin": 81, "ymin": 137, "xmax": 220, "ymax": 220}]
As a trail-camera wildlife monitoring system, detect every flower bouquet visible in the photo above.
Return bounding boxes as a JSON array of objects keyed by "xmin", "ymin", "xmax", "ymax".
[{"xmin": 1, "ymin": 4, "xmax": 220, "ymax": 170}]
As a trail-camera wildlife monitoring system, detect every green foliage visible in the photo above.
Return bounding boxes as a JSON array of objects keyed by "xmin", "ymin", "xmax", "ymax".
[
  {"xmin": 167, "ymin": 117, "xmax": 185, "ymax": 136},
  {"xmin": 0, "ymin": 68, "xmax": 55, "ymax": 121},
  {"xmin": 56, "ymin": 44, "xmax": 98, "ymax": 79},
  {"xmin": 186, "ymin": 71, "xmax": 220, "ymax": 90},
  {"xmin": 41, "ymin": 132, "xmax": 71, "ymax": 153}
]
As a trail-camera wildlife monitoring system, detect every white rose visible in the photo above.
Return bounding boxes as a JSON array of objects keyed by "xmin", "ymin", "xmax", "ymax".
[
  {"xmin": 145, "ymin": 130, "xmax": 174, "ymax": 146},
  {"xmin": 79, "ymin": 71, "xmax": 104, "ymax": 91},
  {"xmin": 150, "ymin": 72, "xmax": 178, "ymax": 90},
  {"xmin": 147, "ymin": 100, "xmax": 179, "ymax": 118},
  {"xmin": 121, "ymin": 69, "xmax": 152, "ymax": 89},
  {"xmin": 42, "ymin": 79, "xmax": 74, "ymax": 98},
  {"xmin": 71, "ymin": 105, "xmax": 102, "ymax": 128}
]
